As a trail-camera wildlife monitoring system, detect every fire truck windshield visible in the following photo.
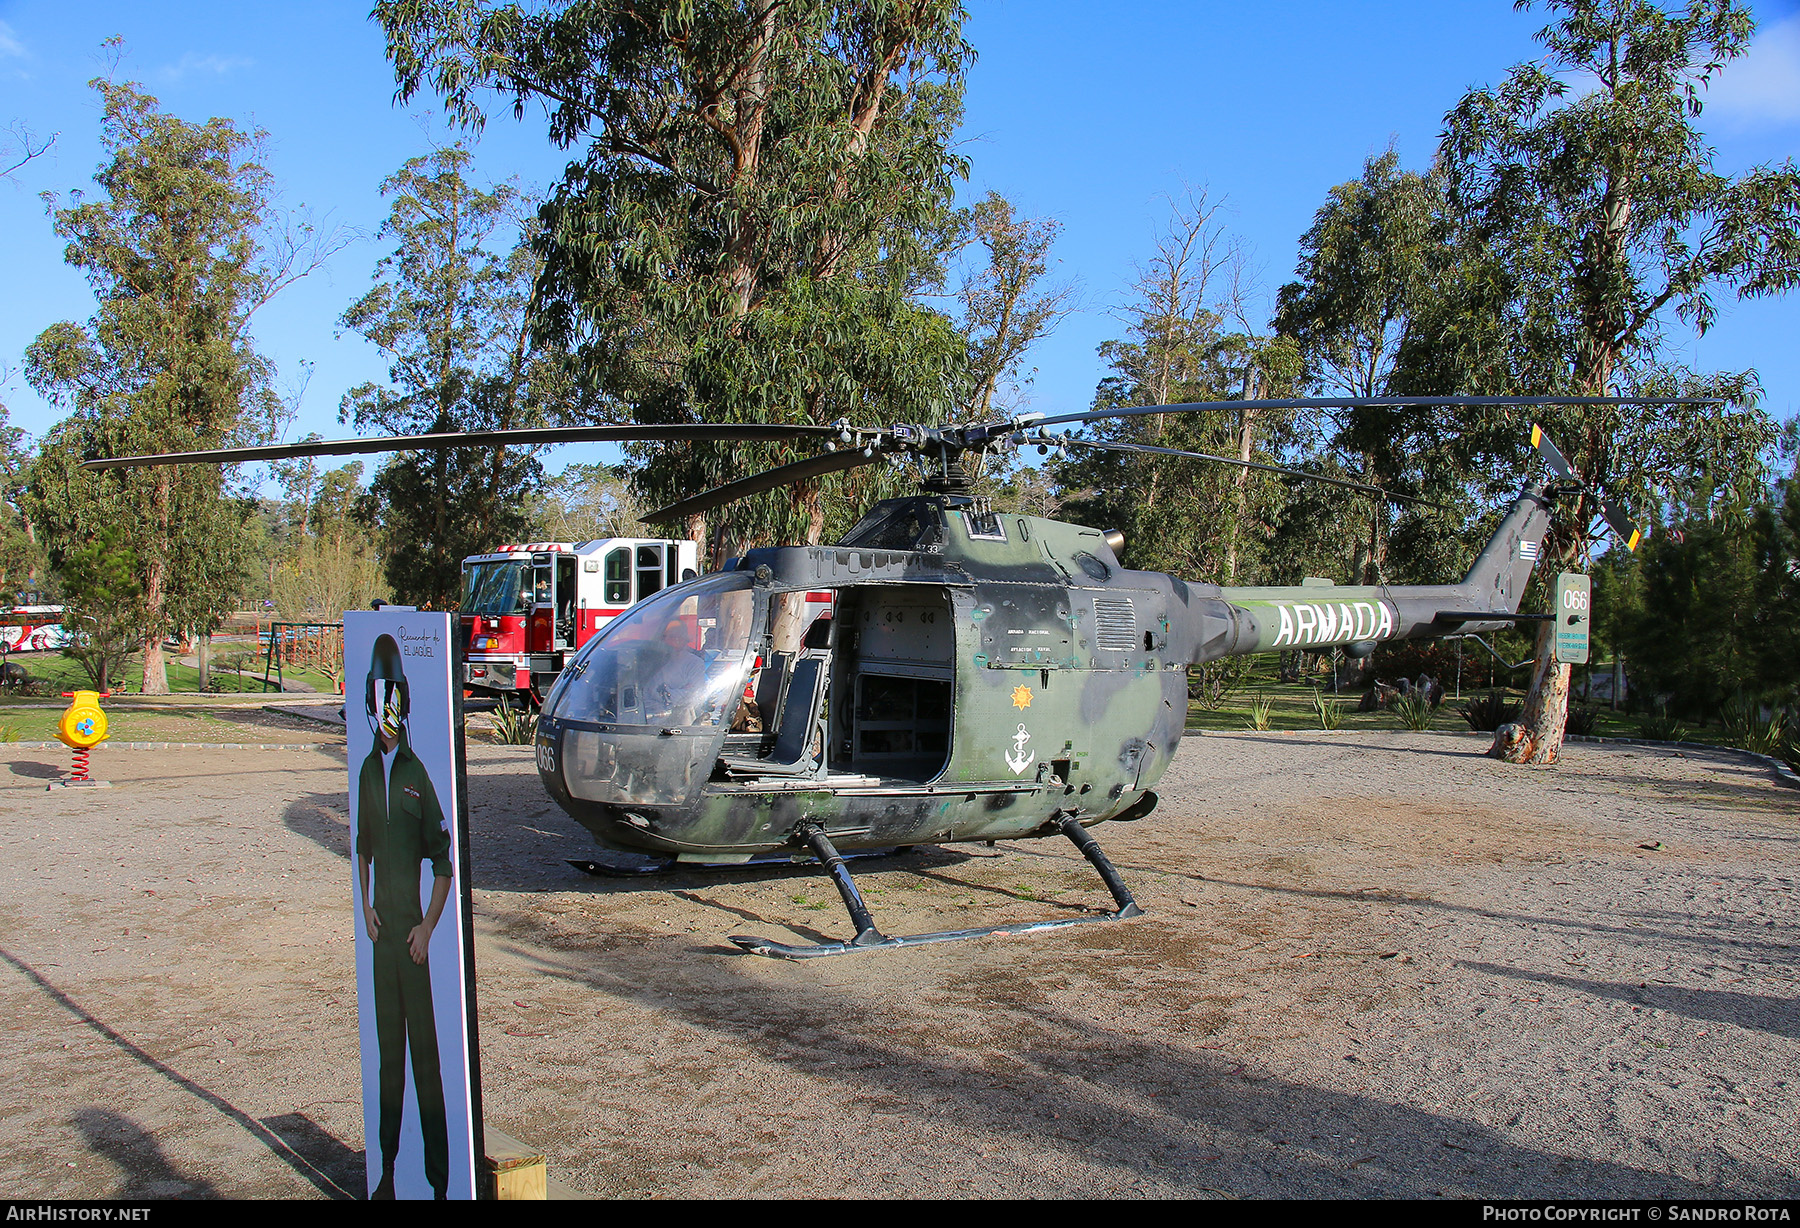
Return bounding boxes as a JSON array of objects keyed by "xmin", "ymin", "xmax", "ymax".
[{"xmin": 461, "ymin": 559, "xmax": 533, "ymax": 616}]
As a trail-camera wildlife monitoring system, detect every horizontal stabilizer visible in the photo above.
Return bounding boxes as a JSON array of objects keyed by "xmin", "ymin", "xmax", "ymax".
[{"xmin": 1433, "ymin": 611, "xmax": 1553, "ymax": 624}]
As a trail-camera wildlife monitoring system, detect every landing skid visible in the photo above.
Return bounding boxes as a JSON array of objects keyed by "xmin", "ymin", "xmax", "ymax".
[
  {"xmin": 730, "ymin": 814, "xmax": 1144, "ymax": 959},
  {"xmin": 567, "ymin": 846, "xmax": 901, "ymax": 878}
]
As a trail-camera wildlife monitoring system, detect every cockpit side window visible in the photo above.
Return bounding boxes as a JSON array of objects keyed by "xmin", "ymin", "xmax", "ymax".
[{"xmin": 544, "ymin": 576, "xmax": 757, "ymax": 729}]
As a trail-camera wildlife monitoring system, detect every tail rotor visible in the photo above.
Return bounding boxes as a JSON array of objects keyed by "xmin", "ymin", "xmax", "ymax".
[{"xmin": 1530, "ymin": 423, "xmax": 1643, "ymax": 552}]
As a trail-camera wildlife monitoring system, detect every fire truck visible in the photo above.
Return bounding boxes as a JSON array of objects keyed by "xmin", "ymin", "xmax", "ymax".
[{"xmin": 460, "ymin": 538, "xmax": 701, "ymax": 702}]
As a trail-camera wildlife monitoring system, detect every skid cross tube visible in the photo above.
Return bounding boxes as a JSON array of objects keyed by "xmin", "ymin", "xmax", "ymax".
[
  {"xmin": 728, "ymin": 812, "xmax": 1146, "ymax": 959},
  {"xmin": 1053, "ymin": 812, "xmax": 1145, "ymax": 918},
  {"xmin": 798, "ymin": 822, "xmax": 888, "ymax": 946}
]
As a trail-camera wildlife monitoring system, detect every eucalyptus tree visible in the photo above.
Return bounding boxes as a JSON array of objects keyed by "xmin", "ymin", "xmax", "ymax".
[
  {"xmin": 954, "ymin": 191, "xmax": 1073, "ymax": 505},
  {"xmin": 23, "ymin": 78, "xmax": 328, "ymax": 692},
  {"xmin": 1060, "ymin": 192, "xmax": 1298, "ymax": 585},
  {"xmin": 0, "ymin": 401, "xmax": 45, "ymax": 601},
  {"xmin": 1272, "ymin": 152, "xmax": 1490, "ymax": 587},
  {"xmin": 375, "ymin": 0, "xmax": 973, "ymax": 562},
  {"xmin": 340, "ymin": 146, "xmax": 569, "ymax": 608},
  {"xmin": 1751, "ymin": 446, "xmax": 1800, "ymax": 703},
  {"xmin": 1435, "ymin": 0, "xmax": 1800, "ymax": 762},
  {"xmin": 959, "ymin": 191, "xmax": 1073, "ymax": 422},
  {"xmin": 527, "ymin": 461, "xmax": 643, "ymax": 543}
]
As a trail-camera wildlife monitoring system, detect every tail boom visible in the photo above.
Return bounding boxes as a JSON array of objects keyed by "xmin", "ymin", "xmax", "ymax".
[{"xmin": 1172, "ymin": 483, "xmax": 1556, "ymax": 664}]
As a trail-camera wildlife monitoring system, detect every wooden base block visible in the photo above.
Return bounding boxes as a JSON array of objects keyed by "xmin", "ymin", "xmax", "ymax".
[{"xmin": 483, "ymin": 1126, "xmax": 547, "ymax": 1200}]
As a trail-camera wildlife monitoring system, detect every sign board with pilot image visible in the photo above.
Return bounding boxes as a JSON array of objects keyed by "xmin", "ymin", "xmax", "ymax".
[{"xmin": 344, "ymin": 610, "xmax": 483, "ymax": 1200}]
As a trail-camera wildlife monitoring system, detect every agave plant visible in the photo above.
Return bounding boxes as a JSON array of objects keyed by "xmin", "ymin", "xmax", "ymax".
[
  {"xmin": 1311, "ymin": 688, "xmax": 1344, "ymax": 731},
  {"xmin": 1242, "ymin": 691, "xmax": 1276, "ymax": 732},
  {"xmin": 491, "ymin": 702, "xmax": 539, "ymax": 745},
  {"xmin": 1459, "ymin": 690, "xmax": 1522, "ymax": 732},
  {"xmin": 1563, "ymin": 705, "xmax": 1600, "ymax": 737},
  {"xmin": 1721, "ymin": 694, "xmax": 1787, "ymax": 757},
  {"xmin": 1393, "ymin": 692, "xmax": 1435, "ymax": 731}
]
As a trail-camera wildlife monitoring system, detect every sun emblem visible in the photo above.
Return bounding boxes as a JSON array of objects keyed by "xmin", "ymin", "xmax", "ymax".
[{"xmin": 1010, "ymin": 685, "xmax": 1032, "ymax": 710}]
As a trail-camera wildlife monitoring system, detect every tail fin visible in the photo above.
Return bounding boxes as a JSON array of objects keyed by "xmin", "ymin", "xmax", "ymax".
[{"xmin": 1461, "ymin": 483, "xmax": 1555, "ymax": 613}]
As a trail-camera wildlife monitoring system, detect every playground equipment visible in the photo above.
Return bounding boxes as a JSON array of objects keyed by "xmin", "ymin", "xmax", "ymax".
[{"xmin": 53, "ymin": 690, "xmax": 110, "ymax": 789}]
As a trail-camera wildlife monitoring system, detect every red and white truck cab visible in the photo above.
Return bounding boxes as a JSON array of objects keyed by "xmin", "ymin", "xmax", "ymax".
[{"xmin": 460, "ymin": 538, "xmax": 702, "ymax": 702}]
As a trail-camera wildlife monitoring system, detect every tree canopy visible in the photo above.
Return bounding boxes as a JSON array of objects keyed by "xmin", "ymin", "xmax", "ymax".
[
  {"xmin": 376, "ymin": 0, "xmax": 974, "ymax": 559},
  {"xmin": 22, "ymin": 77, "xmax": 324, "ymax": 692},
  {"xmin": 340, "ymin": 146, "xmax": 567, "ymax": 608}
]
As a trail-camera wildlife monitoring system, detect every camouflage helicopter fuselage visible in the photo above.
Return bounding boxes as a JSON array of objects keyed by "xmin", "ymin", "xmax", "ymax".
[{"xmin": 533, "ymin": 484, "xmax": 1553, "ymax": 863}]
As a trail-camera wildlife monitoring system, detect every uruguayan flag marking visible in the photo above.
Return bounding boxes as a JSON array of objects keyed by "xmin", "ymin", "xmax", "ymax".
[{"xmin": 1519, "ymin": 540, "xmax": 1540, "ymax": 560}]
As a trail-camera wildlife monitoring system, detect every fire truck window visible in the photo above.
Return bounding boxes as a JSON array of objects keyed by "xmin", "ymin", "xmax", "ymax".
[
  {"xmin": 665, "ymin": 547, "xmax": 678, "ymax": 589},
  {"xmin": 604, "ymin": 548, "xmax": 631, "ymax": 604},
  {"xmin": 463, "ymin": 559, "xmax": 530, "ymax": 616},
  {"xmin": 636, "ymin": 544, "xmax": 664, "ymax": 600},
  {"xmin": 556, "ymin": 557, "xmax": 576, "ymax": 623},
  {"xmin": 533, "ymin": 564, "xmax": 553, "ymax": 607}
]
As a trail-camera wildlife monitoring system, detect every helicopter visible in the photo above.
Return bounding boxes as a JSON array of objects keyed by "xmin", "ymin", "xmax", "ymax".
[{"xmin": 90, "ymin": 394, "xmax": 1656, "ymax": 957}]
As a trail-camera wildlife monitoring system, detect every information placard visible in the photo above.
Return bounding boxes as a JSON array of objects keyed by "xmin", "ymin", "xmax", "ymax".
[{"xmin": 1553, "ymin": 572, "xmax": 1591, "ymax": 666}]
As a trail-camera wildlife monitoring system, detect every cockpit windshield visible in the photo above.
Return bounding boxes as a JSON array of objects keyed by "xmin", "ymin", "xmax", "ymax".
[
  {"xmin": 460, "ymin": 559, "xmax": 532, "ymax": 616},
  {"xmin": 544, "ymin": 575, "xmax": 758, "ymax": 728}
]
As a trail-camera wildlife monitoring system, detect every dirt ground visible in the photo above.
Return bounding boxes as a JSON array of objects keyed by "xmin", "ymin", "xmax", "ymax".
[{"xmin": 0, "ymin": 730, "xmax": 1794, "ymax": 1199}]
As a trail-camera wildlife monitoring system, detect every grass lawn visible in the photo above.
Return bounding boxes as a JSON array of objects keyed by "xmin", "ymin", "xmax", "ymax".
[
  {"xmin": 1185, "ymin": 657, "xmax": 1735, "ymax": 747},
  {"xmin": 1, "ymin": 650, "xmax": 338, "ymax": 697},
  {"xmin": 0, "ymin": 706, "xmax": 334, "ymax": 744}
]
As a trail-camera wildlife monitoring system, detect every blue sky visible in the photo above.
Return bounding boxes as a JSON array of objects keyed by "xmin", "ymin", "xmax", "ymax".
[{"xmin": 2, "ymin": 0, "xmax": 1797, "ymax": 482}]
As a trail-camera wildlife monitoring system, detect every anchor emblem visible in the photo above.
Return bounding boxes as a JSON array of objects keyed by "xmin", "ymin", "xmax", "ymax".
[{"xmin": 1005, "ymin": 723, "xmax": 1035, "ymax": 775}]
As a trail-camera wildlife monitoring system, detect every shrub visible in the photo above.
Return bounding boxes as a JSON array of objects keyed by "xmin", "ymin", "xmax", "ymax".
[
  {"xmin": 1459, "ymin": 690, "xmax": 1521, "ymax": 732},
  {"xmin": 1189, "ymin": 656, "xmax": 1257, "ymax": 711},
  {"xmin": 1637, "ymin": 701, "xmax": 1688, "ymax": 742}
]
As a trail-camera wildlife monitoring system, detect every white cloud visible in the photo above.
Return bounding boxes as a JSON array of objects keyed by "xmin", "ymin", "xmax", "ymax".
[
  {"xmin": 155, "ymin": 52, "xmax": 254, "ymax": 84},
  {"xmin": 1706, "ymin": 12, "xmax": 1800, "ymax": 127},
  {"xmin": 0, "ymin": 21, "xmax": 26, "ymax": 59}
]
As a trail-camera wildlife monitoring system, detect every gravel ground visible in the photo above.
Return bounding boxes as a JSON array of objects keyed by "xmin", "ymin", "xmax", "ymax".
[{"xmin": 0, "ymin": 731, "xmax": 1793, "ymax": 1199}]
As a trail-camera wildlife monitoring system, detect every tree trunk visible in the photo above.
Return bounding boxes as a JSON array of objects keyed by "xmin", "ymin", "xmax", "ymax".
[
  {"xmin": 197, "ymin": 632, "xmax": 211, "ymax": 692},
  {"xmin": 140, "ymin": 563, "xmax": 169, "ymax": 696},
  {"xmin": 769, "ymin": 589, "xmax": 810, "ymax": 656},
  {"xmin": 141, "ymin": 635, "xmax": 168, "ymax": 695},
  {"xmin": 1224, "ymin": 368, "xmax": 1261, "ymax": 583},
  {"xmin": 1495, "ymin": 619, "xmax": 1570, "ymax": 764}
]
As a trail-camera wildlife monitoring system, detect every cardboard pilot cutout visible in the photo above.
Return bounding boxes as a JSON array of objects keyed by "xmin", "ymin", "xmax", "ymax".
[{"xmin": 345, "ymin": 612, "xmax": 480, "ymax": 1200}]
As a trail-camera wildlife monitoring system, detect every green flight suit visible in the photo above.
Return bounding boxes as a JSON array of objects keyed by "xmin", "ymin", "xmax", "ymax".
[{"xmin": 357, "ymin": 729, "xmax": 453, "ymax": 1195}]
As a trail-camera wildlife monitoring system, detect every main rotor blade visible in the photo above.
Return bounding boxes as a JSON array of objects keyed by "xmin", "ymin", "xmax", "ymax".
[
  {"xmin": 640, "ymin": 446, "xmax": 882, "ymax": 524},
  {"xmin": 1036, "ymin": 394, "xmax": 1716, "ymax": 431},
  {"xmin": 80, "ymin": 422, "xmax": 843, "ymax": 471},
  {"xmin": 1051, "ymin": 437, "xmax": 1451, "ymax": 509}
]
